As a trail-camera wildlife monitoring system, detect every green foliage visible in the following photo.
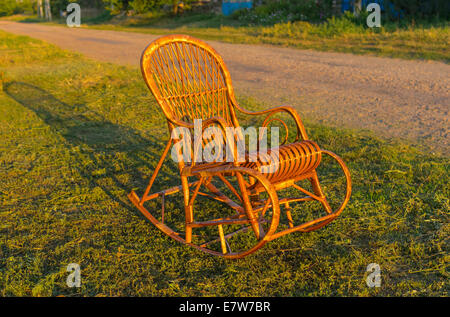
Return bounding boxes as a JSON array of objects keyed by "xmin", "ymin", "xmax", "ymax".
[
  {"xmin": 129, "ymin": 0, "xmax": 161, "ymax": 13},
  {"xmin": 50, "ymin": 0, "xmax": 105, "ymax": 13},
  {"xmin": 388, "ymin": 0, "xmax": 450, "ymax": 19},
  {"xmin": 231, "ymin": 0, "xmax": 449, "ymax": 26},
  {"xmin": 319, "ymin": 12, "xmax": 367, "ymax": 35},
  {"xmin": 0, "ymin": 31, "xmax": 448, "ymax": 296},
  {"xmin": 231, "ymin": 0, "xmax": 334, "ymax": 25},
  {"xmin": 0, "ymin": 0, "xmax": 33, "ymax": 17},
  {"xmin": 102, "ymin": 0, "xmax": 196, "ymax": 15},
  {"xmin": 103, "ymin": 0, "xmax": 130, "ymax": 14}
]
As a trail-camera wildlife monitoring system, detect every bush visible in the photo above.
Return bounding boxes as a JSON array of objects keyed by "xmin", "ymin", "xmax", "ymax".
[
  {"xmin": 48, "ymin": 0, "xmax": 105, "ymax": 16},
  {"xmin": 130, "ymin": 0, "xmax": 158, "ymax": 13},
  {"xmin": 232, "ymin": 0, "xmax": 449, "ymax": 26},
  {"xmin": 102, "ymin": 0, "xmax": 196, "ymax": 15},
  {"xmin": 231, "ymin": 0, "xmax": 334, "ymax": 25},
  {"xmin": 388, "ymin": 0, "xmax": 450, "ymax": 19},
  {"xmin": 321, "ymin": 11, "xmax": 367, "ymax": 36},
  {"xmin": 0, "ymin": 0, "xmax": 33, "ymax": 17}
]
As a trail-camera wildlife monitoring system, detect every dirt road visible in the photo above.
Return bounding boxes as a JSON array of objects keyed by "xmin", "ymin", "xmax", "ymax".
[{"xmin": 1, "ymin": 21, "xmax": 448, "ymax": 154}]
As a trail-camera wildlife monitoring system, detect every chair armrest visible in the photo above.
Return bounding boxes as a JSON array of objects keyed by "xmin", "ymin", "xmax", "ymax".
[
  {"xmin": 167, "ymin": 116, "xmax": 230, "ymax": 132},
  {"xmin": 233, "ymin": 102, "xmax": 308, "ymax": 141}
]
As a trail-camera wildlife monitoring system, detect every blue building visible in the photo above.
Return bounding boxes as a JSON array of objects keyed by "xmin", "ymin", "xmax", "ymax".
[{"xmin": 222, "ymin": 0, "xmax": 253, "ymax": 16}]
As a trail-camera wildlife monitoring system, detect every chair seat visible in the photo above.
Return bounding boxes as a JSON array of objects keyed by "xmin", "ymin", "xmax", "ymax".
[
  {"xmin": 242, "ymin": 140, "xmax": 322, "ymax": 183},
  {"xmin": 186, "ymin": 140, "xmax": 322, "ymax": 183}
]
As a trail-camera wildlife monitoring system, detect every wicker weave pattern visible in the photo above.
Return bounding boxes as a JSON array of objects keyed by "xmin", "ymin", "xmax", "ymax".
[{"xmin": 141, "ymin": 37, "xmax": 235, "ymax": 126}]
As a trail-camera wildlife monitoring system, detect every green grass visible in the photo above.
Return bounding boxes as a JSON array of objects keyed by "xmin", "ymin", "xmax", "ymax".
[
  {"xmin": 4, "ymin": 12, "xmax": 449, "ymax": 62},
  {"xmin": 0, "ymin": 30, "xmax": 448, "ymax": 297}
]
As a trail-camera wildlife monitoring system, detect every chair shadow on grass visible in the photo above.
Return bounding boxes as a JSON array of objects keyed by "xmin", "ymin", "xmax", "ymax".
[{"xmin": 4, "ymin": 81, "xmax": 179, "ymax": 217}]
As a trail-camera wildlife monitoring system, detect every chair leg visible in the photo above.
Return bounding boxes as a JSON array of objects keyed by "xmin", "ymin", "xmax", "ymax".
[
  {"xmin": 140, "ymin": 138, "xmax": 172, "ymax": 205},
  {"xmin": 284, "ymin": 202, "xmax": 294, "ymax": 228},
  {"xmin": 182, "ymin": 175, "xmax": 193, "ymax": 243},
  {"xmin": 309, "ymin": 171, "xmax": 333, "ymax": 214},
  {"xmin": 248, "ymin": 175, "xmax": 260, "ymax": 204},
  {"xmin": 236, "ymin": 172, "xmax": 261, "ymax": 239}
]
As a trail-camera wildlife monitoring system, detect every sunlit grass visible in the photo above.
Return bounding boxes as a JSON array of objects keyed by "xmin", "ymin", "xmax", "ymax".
[{"xmin": 0, "ymin": 30, "xmax": 448, "ymax": 296}]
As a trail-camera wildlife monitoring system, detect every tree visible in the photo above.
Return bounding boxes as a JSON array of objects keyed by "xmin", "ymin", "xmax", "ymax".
[
  {"xmin": 103, "ymin": 0, "xmax": 130, "ymax": 13},
  {"xmin": 37, "ymin": 0, "xmax": 44, "ymax": 18},
  {"xmin": 384, "ymin": 0, "xmax": 449, "ymax": 19},
  {"xmin": 0, "ymin": 0, "xmax": 31, "ymax": 17},
  {"xmin": 102, "ymin": 0, "xmax": 194, "ymax": 15},
  {"xmin": 44, "ymin": 0, "xmax": 52, "ymax": 20}
]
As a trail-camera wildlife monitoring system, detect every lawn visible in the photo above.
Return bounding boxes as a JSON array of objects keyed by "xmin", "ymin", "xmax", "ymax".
[
  {"xmin": 6, "ymin": 12, "xmax": 449, "ymax": 63},
  {"xmin": 0, "ymin": 30, "xmax": 448, "ymax": 296}
]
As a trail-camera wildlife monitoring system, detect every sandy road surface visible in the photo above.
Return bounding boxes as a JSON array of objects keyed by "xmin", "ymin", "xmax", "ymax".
[{"xmin": 0, "ymin": 21, "xmax": 448, "ymax": 154}]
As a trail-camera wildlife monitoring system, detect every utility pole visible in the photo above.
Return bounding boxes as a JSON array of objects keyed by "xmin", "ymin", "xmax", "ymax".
[{"xmin": 44, "ymin": 0, "xmax": 52, "ymax": 21}]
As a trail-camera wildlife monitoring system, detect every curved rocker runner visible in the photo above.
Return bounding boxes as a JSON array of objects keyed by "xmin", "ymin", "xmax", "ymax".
[{"xmin": 128, "ymin": 35, "xmax": 352, "ymax": 259}]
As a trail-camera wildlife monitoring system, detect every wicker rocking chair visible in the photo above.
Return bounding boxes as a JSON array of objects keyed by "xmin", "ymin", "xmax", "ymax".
[{"xmin": 128, "ymin": 35, "xmax": 351, "ymax": 259}]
